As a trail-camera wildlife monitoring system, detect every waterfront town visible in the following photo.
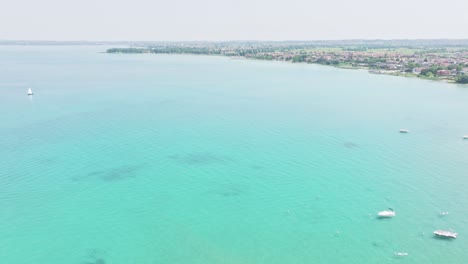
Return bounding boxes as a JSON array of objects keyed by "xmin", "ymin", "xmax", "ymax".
[
  {"xmin": 107, "ymin": 40, "xmax": 468, "ymax": 83},
  {"xmin": 240, "ymin": 47, "xmax": 468, "ymax": 81}
]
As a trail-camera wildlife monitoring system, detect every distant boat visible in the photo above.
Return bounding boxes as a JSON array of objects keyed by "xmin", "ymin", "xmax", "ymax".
[
  {"xmin": 399, "ymin": 129, "xmax": 409, "ymax": 133},
  {"xmin": 434, "ymin": 230, "xmax": 457, "ymax": 238},
  {"xmin": 463, "ymin": 135, "xmax": 468, "ymax": 140},
  {"xmin": 377, "ymin": 209, "xmax": 396, "ymax": 218},
  {"xmin": 27, "ymin": 88, "xmax": 33, "ymax": 95}
]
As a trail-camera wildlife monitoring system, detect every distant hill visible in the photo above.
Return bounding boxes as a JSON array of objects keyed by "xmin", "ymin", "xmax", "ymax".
[{"xmin": 2, "ymin": 39, "xmax": 468, "ymax": 48}]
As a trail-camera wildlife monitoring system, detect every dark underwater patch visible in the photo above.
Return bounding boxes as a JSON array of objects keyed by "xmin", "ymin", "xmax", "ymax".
[
  {"xmin": 98, "ymin": 166, "xmax": 140, "ymax": 182},
  {"xmin": 249, "ymin": 164, "xmax": 263, "ymax": 170},
  {"xmin": 343, "ymin": 142, "xmax": 359, "ymax": 149},
  {"xmin": 205, "ymin": 184, "xmax": 246, "ymax": 197},
  {"xmin": 85, "ymin": 258, "xmax": 105, "ymax": 264},
  {"xmin": 73, "ymin": 165, "xmax": 141, "ymax": 182},
  {"xmin": 83, "ymin": 249, "xmax": 106, "ymax": 264},
  {"xmin": 168, "ymin": 153, "xmax": 229, "ymax": 165}
]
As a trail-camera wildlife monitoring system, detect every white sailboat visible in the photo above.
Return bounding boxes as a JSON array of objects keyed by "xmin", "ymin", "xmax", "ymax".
[
  {"xmin": 27, "ymin": 88, "xmax": 33, "ymax": 95},
  {"xmin": 378, "ymin": 210, "xmax": 396, "ymax": 217},
  {"xmin": 377, "ymin": 208, "xmax": 396, "ymax": 218},
  {"xmin": 434, "ymin": 230, "xmax": 457, "ymax": 238}
]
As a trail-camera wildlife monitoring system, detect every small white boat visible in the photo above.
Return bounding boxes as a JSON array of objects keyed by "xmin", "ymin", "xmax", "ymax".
[
  {"xmin": 463, "ymin": 135, "xmax": 468, "ymax": 140},
  {"xmin": 399, "ymin": 129, "xmax": 409, "ymax": 133},
  {"xmin": 394, "ymin": 252, "xmax": 408, "ymax": 257},
  {"xmin": 377, "ymin": 210, "xmax": 396, "ymax": 218},
  {"xmin": 27, "ymin": 88, "xmax": 33, "ymax": 95},
  {"xmin": 434, "ymin": 230, "xmax": 457, "ymax": 238}
]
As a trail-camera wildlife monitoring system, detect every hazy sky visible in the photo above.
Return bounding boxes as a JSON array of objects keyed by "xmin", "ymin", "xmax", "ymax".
[{"xmin": 1, "ymin": 0, "xmax": 468, "ymax": 41}]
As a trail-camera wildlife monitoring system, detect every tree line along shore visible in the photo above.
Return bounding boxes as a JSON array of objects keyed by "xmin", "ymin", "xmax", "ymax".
[{"xmin": 106, "ymin": 41, "xmax": 468, "ymax": 84}]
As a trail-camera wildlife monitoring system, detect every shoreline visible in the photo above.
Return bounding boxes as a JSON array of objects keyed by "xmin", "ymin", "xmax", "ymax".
[
  {"xmin": 106, "ymin": 51, "xmax": 465, "ymax": 85},
  {"xmin": 227, "ymin": 55, "xmax": 461, "ymax": 84}
]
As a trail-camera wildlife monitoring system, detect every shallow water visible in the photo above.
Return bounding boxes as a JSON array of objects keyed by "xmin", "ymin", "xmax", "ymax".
[{"xmin": 1, "ymin": 45, "xmax": 467, "ymax": 264}]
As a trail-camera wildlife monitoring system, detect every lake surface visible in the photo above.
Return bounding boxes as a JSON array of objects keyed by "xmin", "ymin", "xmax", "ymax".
[{"xmin": 1, "ymin": 45, "xmax": 467, "ymax": 264}]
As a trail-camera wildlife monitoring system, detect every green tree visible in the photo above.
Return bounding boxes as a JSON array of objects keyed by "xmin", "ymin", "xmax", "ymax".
[
  {"xmin": 456, "ymin": 75, "xmax": 468, "ymax": 84},
  {"xmin": 420, "ymin": 65, "xmax": 444, "ymax": 77},
  {"xmin": 292, "ymin": 55, "xmax": 307, "ymax": 63}
]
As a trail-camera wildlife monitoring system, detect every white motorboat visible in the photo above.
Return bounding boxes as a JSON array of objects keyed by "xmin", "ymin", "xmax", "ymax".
[
  {"xmin": 378, "ymin": 210, "xmax": 396, "ymax": 218},
  {"xmin": 27, "ymin": 88, "xmax": 33, "ymax": 95},
  {"xmin": 399, "ymin": 129, "xmax": 409, "ymax": 133},
  {"xmin": 463, "ymin": 135, "xmax": 468, "ymax": 140},
  {"xmin": 434, "ymin": 230, "xmax": 457, "ymax": 238}
]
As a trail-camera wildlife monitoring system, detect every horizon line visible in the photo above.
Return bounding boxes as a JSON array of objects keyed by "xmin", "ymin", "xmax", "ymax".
[{"xmin": 2, "ymin": 38, "xmax": 468, "ymax": 43}]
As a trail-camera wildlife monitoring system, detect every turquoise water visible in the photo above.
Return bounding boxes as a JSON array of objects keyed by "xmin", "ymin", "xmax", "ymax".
[{"xmin": 1, "ymin": 45, "xmax": 468, "ymax": 264}]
